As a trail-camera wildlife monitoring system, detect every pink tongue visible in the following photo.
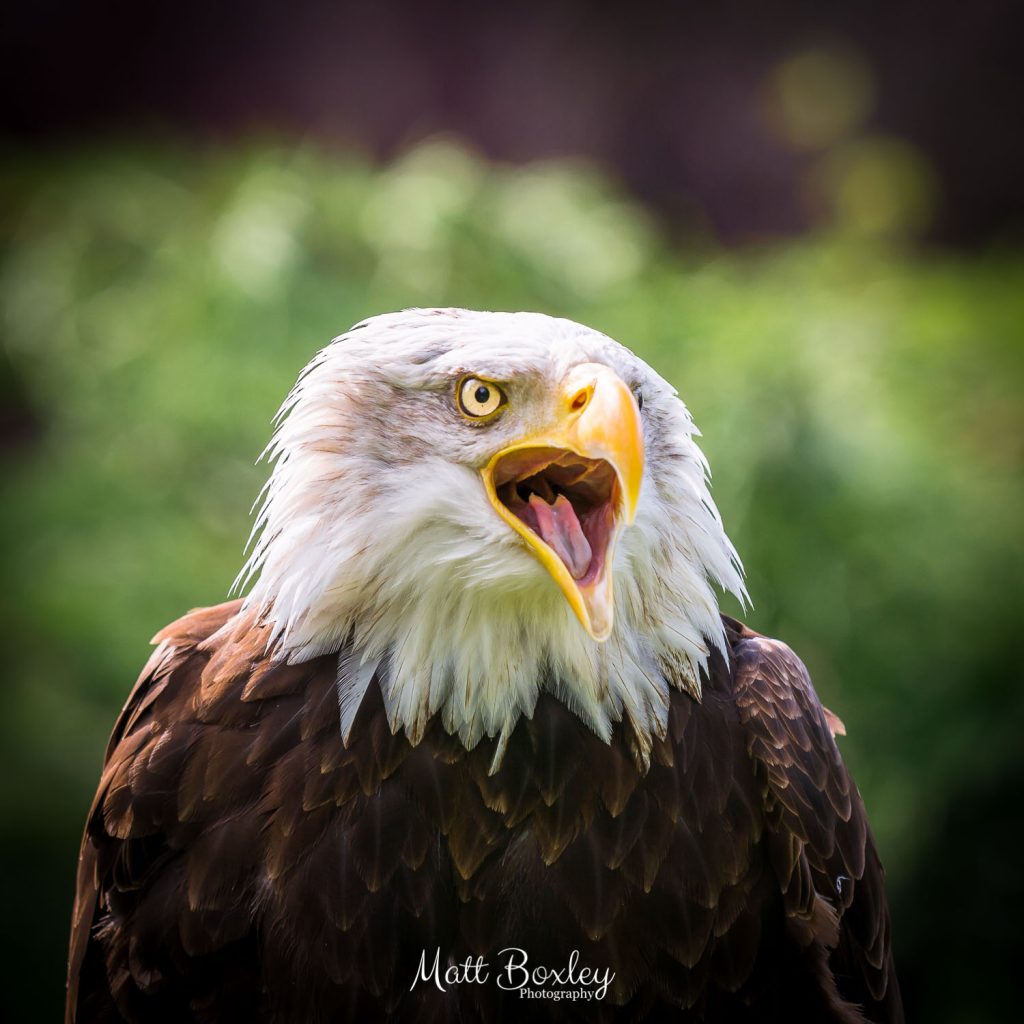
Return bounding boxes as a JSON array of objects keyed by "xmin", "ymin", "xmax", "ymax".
[{"xmin": 528, "ymin": 493, "xmax": 592, "ymax": 580}]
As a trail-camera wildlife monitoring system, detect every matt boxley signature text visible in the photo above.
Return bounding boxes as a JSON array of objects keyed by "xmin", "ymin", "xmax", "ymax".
[{"xmin": 411, "ymin": 947, "xmax": 615, "ymax": 1001}]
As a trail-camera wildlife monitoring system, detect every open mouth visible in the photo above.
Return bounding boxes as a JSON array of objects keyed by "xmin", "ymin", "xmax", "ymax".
[
  {"xmin": 477, "ymin": 362, "xmax": 644, "ymax": 641},
  {"xmin": 491, "ymin": 447, "xmax": 620, "ymax": 587}
]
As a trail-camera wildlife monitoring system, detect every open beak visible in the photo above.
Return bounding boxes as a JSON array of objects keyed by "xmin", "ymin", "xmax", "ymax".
[{"xmin": 481, "ymin": 364, "xmax": 644, "ymax": 641}]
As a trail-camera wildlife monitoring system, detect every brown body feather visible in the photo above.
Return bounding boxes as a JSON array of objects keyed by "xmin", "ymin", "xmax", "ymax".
[{"xmin": 67, "ymin": 602, "xmax": 902, "ymax": 1022}]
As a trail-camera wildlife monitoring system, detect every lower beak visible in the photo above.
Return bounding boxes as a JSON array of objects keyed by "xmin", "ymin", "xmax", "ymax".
[{"xmin": 481, "ymin": 364, "xmax": 644, "ymax": 641}]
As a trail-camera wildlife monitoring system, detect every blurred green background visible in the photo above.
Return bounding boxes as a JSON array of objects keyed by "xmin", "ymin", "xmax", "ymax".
[{"xmin": 1, "ymin": 132, "xmax": 1022, "ymax": 1022}]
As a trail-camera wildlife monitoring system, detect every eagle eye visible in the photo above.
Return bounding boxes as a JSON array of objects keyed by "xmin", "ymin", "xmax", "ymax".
[{"xmin": 458, "ymin": 377, "xmax": 506, "ymax": 419}]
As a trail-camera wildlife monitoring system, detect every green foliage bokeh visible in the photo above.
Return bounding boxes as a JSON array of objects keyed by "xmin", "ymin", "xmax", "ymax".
[{"xmin": 1, "ymin": 139, "xmax": 1021, "ymax": 1021}]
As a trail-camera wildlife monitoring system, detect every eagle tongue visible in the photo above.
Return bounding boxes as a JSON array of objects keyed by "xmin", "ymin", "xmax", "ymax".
[{"xmin": 528, "ymin": 493, "xmax": 592, "ymax": 580}]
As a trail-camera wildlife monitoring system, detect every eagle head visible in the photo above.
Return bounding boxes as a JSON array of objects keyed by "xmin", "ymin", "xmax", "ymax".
[{"xmin": 239, "ymin": 308, "xmax": 745, "ymax": 765}]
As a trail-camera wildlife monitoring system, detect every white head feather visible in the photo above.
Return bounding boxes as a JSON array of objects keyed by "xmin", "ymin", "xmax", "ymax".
[{"xmin": 237, "ymin": 308, "xmax": 746, "ymax": 767}]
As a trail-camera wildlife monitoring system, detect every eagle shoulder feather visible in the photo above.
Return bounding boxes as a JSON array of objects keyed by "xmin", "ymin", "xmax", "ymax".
[{"xmin": 726, "ymin": 615, "xmax": 903, "ymax": 1023}]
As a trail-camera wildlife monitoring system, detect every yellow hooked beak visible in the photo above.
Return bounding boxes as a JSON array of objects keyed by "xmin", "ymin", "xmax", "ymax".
[{"xmin": 481, "ymin": 364, "xmax": 644, "ymax": 641}]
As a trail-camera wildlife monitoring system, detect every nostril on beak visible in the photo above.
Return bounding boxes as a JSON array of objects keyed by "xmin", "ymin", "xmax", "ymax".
[{"xmin": 569, "ymin": 386, "xmax": 592, "ymax": 413}]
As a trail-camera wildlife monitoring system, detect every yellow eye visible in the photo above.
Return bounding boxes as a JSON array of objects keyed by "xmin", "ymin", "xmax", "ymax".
[{"xmin": 458, "ymin": 377, "xmax": 505, "ymax": 418}]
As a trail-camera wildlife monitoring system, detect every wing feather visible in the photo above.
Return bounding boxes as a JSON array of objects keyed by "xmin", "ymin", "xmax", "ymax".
[
  {"xmin": 732, "ymin": 629, "xmax": 903, "ymax": 1023},
  {"xmin": 67, "ymin": 600, "xmax": 246, "ymax": 1022}
]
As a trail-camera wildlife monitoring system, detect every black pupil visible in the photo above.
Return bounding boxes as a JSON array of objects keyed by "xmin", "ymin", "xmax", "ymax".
[{"xmin": 474, "ymin": 385, "xmax": 491, "ymax": 405}]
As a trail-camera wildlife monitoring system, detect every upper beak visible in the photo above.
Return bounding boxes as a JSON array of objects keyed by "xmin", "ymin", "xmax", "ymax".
[{"xmin": 481, "ymin": 364, "xmax": 644, "ymax": 641}]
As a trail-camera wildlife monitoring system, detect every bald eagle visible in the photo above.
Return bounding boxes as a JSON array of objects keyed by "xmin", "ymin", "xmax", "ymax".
[{"xmin": 68, "ymin": 309, "xmax": 902, "ymax": 1023}]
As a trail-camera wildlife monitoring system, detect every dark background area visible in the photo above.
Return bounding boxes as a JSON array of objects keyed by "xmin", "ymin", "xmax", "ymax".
[
  {"xmin": 2, "ymin": 2, "xmax": 1022, "ymax": 1021},
  {"xmin": 4, "ymin": 0, "xmax": 1024, "ymax": 246}
]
